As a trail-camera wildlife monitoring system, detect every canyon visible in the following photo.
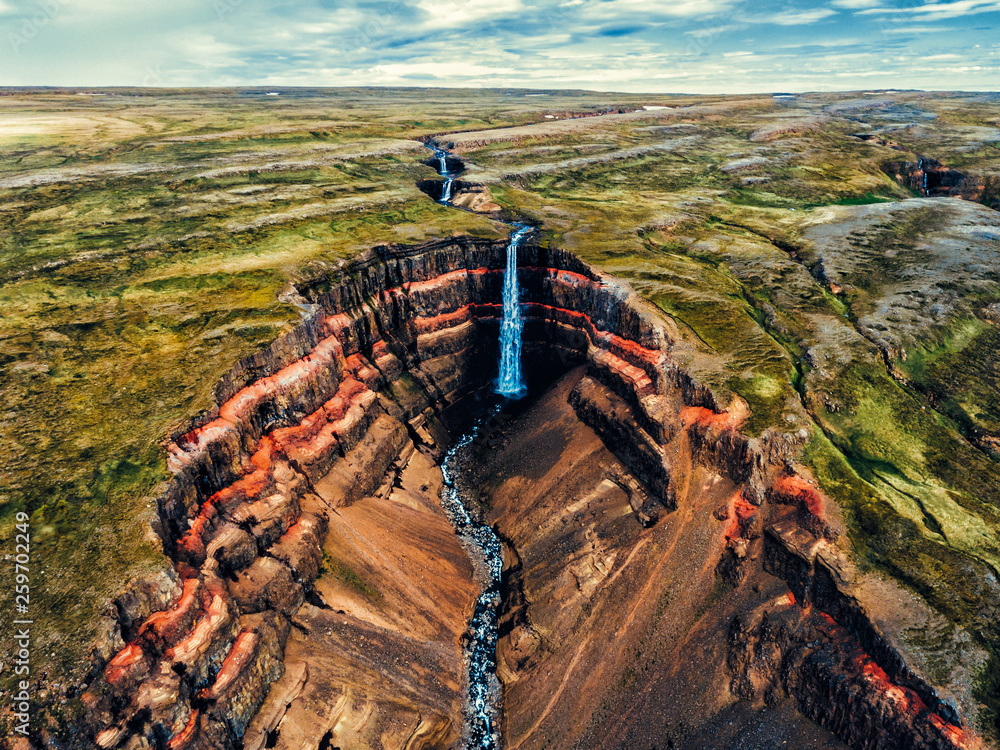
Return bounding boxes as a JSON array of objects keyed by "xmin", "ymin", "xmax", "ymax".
[{"xmin": 64, "ymin": 229, "xmax": 985, "ymax": 749}]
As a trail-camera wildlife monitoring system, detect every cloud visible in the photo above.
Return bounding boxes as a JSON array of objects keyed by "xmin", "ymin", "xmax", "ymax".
[
  {"xmin": 0, "ymin": 0, "xmax": 996, "ymax": 94},
  {"xmin": 685, "ymin": 23, "xmax": 740, "ymax": 38},
  {"xmin": 777, "ymin": 37, "xmax": 869, "ymax": 49},
  {"xmin": 368, "ymin": 61, "xmax": 517, "ymax": 78},
  {"xmin": 831, "ymin": 0, "xmax": 882, "ymax": 8},
  {"xmin": 171, "ymin": 33, "xmax": 242, "ymax": 71},
  {"xmin": 746, "ymin": 8, "xmax": 838, "ymax": 25},
  {"xmin": 861, "ymin": 0, "xmax": 1000, "ymax": 20},
  {"xmin": 580, "ymin": 0, "xmax": 738, "ymax": 20},
  {"xmin": 413, "ymin": 0, "xmax": 523, "ymax": 28},
  {"xmin": 881, "ymin": 24, "xmax": 959, "ymax": 33}
]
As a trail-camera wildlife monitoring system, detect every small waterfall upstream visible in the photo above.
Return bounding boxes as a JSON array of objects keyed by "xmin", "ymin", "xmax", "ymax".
[
  {"xmin": 432, "ymin": 146, "xmax": 456, "ymax": 204},
  {"xmin": 424, "ymin": 142, "xmax": 534, "ymax": 748}
]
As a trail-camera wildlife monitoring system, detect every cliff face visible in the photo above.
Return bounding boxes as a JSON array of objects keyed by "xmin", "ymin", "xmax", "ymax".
[
  {"xmin": 883, "ymin": 157, "xmax": 998, "ymax": 207},
  {"xmin": 416, "ymin": 179, "xmax": 504, "ymax": 216},
  {"xmin": 469, "ymin": 291, "xmax": 985, "ymax": 749},
  {"xmin": 71, "ymin": 236, "xmax": 983, "ymax": 750}
]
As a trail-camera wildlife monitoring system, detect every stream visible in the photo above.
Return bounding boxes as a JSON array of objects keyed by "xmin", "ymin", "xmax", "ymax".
[
  {"xmin": 427, "ymin": 143, "xmax": 530, "ymax": 748},
  {"xmin": 439, "ymin": 407, "xmax": 505, "ymax": 750}
]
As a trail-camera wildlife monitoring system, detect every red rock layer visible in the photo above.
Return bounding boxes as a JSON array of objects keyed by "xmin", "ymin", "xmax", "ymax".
[
  {"xmin": 730, "ymin": 585, "xmax": 974, "ymax": 750},
  {"xmin": 79, "ymin": 236, "xmax": 975, "ymax": 750},
  {"xmin": 83, "ymin": 237, "xmax": 691, "ymax": 750}
]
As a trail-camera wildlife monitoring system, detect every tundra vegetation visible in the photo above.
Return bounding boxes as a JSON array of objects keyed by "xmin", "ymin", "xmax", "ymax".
[{"xmin": 1, "ymin": 87, "xmax": 999, "ymax": 738}]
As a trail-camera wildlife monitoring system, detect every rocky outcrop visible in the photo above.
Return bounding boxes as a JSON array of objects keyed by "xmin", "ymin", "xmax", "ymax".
[
  {"xmin": 758, "ymin": 522, "xmax": 984, "ymax": 748},
  {"xmin": 462, "ymin": 258, "xmax": 983, "ymax": 748},
  {"xmin": 415, "ymin": 179, "xmax": 504, "ymax": 216},
  {"xmin": 728, "ymin": 595, "xmax": 974, "ymax": 750},
  {"xmin": 447, "ymin": 183, "xmax": 503, "ymax": 215},
  {"xmin": 749, "ymin": 117, "xmax": 824, "ymax": 142}
]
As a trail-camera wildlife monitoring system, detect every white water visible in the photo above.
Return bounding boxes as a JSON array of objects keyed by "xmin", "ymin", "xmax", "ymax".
[
  {"xmin": 439, "ymin": 409, "xmax": 505, "ymax": 749},
  {"xmin": 432, "ymin": 147, "xmax": 455, "ymax": 204},
  {"xmin": 495, "ymin": 225, "xmax": 531, "ymax": 398},
  {"xmin": 422, "ymin": 141, "xmax": 530, "ymax": 748}
]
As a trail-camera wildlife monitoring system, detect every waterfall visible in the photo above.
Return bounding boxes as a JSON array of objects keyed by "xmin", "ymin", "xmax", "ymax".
[
  {"xmin": 495, "ymin": 225, "xmax": 531, "ymax": 398},
  {"xmin": 420, "ymin": 142, "xmax": 528, "ymax": 746},
  {"xmin": 432, "ymin": 147, "xmax": 454, "ymax": 204}
]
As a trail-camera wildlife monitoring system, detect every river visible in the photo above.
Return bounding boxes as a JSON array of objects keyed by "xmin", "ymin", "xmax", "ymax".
[{"xmin": 427, "ymin": 143, "xmax": 531, "ymax": 748}]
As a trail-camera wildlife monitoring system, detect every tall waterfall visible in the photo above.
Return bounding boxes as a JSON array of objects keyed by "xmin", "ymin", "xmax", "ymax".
[{"xmin": 495, "ymin": 225, "xmax": 531, "ymax": 398}]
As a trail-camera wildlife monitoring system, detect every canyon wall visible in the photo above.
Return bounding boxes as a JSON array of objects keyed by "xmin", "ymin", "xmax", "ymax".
[
  {"xmin": 475, "ymin": 324, "xmax": 985, "ymax": 748},
  {"xmin": 60, "ymin": 236, "xmax": 984, "ymax": 750}
]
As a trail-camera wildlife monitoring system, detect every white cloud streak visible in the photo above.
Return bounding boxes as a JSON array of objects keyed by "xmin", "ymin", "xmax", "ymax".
[
  {"xmin": 414, "ymin": 0, "xmax": 523, "ymax": 28},
  {"xmin": 860, "ymin": 0, "xmax": 1000, "ymax": 20},
  {"xmin": 744, "ymin": 8, "xmax": 838, "ymax": 25},
  {"xmin": 831, "ymin": 0, "xmax": 881, "ymax": 8}
]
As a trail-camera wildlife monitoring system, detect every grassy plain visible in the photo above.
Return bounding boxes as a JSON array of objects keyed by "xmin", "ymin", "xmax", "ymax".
[{"xmin": 1, "ymin": 87, "xmax": 999, "ymax": 733}]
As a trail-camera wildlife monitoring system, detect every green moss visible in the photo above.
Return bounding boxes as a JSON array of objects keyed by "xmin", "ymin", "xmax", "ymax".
[
  {"xmin": 804, "ymin": 427, "xmax": 993, "ymax": 611},
  {"xmin": 829, "ymin": 190, "xmax": 901, "ymax": 206},
  {"xmin": 725, "ymin": 188, "xmax": 809, "ymax": 209},
  {"xmin": 974, "ymin": 640, "xmax": 1000, "ymax": 739},
  {"xmin": 319, "ymin": 551, "xmax": 381, "ymax": 601}
]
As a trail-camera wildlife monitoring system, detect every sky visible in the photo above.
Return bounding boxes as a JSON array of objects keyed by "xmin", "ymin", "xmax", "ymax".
[{"xmin": 0, "ymin": 0, "xmax": 998, "ymax": 93}]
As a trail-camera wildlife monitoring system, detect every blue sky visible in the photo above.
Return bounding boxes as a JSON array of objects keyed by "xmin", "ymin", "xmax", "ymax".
[{"xmin": 1, "ymin": 0, "xmax": 998, "ymax": 92}]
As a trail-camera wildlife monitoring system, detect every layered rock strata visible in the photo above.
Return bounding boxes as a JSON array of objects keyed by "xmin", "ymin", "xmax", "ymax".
[
  {"xmin": 477, "ymin": 368, "xmax": 984, "ymax": 749},
  {"xmin": 72, "ymin": 235, "xmax": 982, "ymax": 750},
  {"xmin": 76, "ymin": 236, "xmax": 693, "ymax": 749}
]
